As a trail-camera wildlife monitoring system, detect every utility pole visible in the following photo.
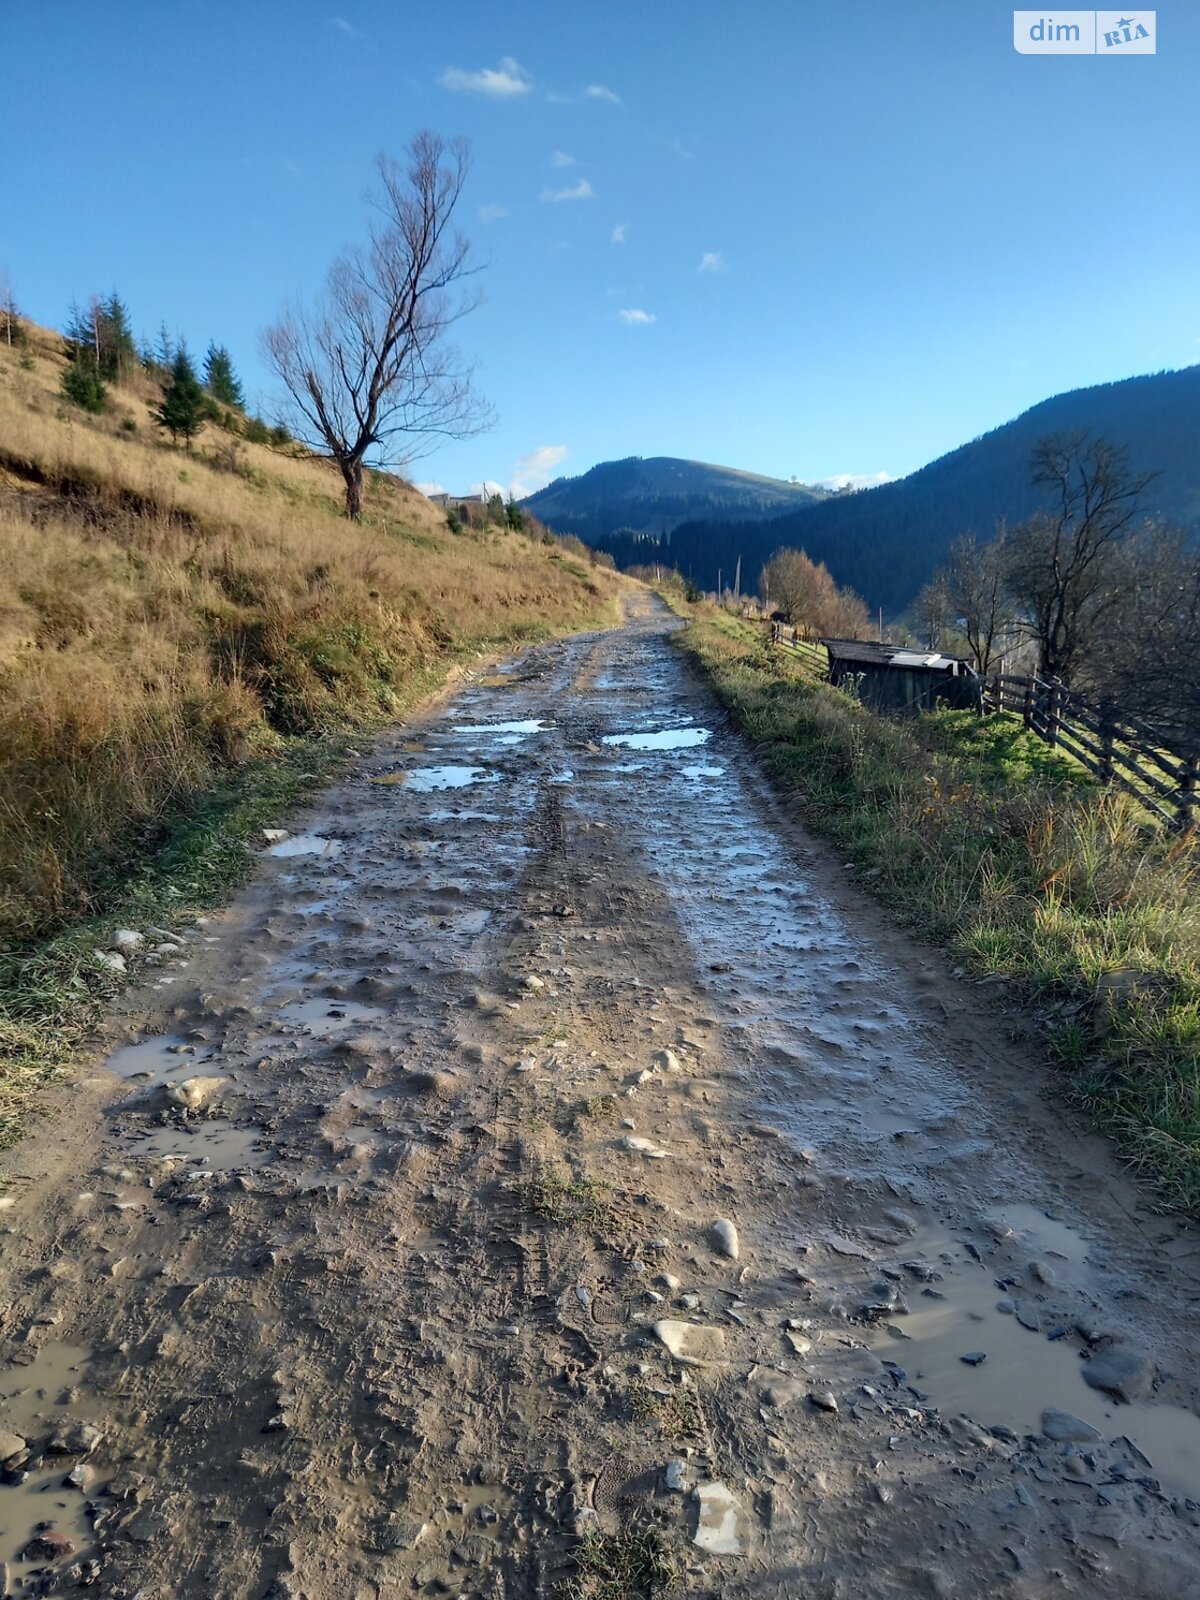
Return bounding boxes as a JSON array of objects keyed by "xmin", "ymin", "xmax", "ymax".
[{"xmin": 734, "ymin": 555, "xmax": 741, "ymax": 600}]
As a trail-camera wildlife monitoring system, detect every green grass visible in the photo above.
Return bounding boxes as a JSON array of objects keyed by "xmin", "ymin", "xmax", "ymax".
[
  {"xmin": 673, "ymin": 611, "xmax": 1200, "ymax": 1211},
  {"xmin": 560, "ymin": 1525, "xmax": 679, "ymax": 1600},
  {"xmin": 524, "ymin": 1167, "xmax": 619, "ymax": 1233}
]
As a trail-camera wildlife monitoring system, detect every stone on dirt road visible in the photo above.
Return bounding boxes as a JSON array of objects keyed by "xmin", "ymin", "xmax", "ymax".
[
  {"xmin": 1082, "ymin": 1343, "xmax": 1151, "ymax": 1402},
  {"xmin": 620, "ymin": 1134, "xmax": 670, "ymax": 1158},
  {"xmin": 652, "ymin": 1319, "xmax": 727, "ymax": 1364},
  {"xmin": 0, "ymin": 1428, "xmax": 26, "ymax": 1462},
  {"xmin": 165, "ymin": 1076, "xmax": 227, "ymax": 1112},
  {"xmin": 652, "ymin": 1048, "xmax": 682, "ymax": 1074},
  {"xmin": 1041, "ymin": 1409, "xmax": 1103, "ymax": 1443},
  {"xmin": 693, "ymin": 1480, "xmax": 743, "ymax": 1555},
  {"xmin": 710, "ymin": 1218, "xmax": 739, "ymax": 1260}
]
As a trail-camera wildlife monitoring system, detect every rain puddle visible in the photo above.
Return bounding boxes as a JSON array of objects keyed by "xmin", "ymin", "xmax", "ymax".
[
  {"xmin": 0, "ymin": 1343, "xmax": 101, "ymax": 1582},
  {"xmin": 120, "ymin": 1120, "xmax": 271, "ymax": 1168},
  {"xmin": 681, "ymin": 765, "xmax": 725, "ymax": 780},
  {"xmin": 868, "ymin": 1226, "xmax": 1200, "ymax": 1496},
  {"xmin": 406, "ymin": 766, "xmax": 502, "ymax": 793},
  {"xmin": 601, "ymin": 728, "xmax": 711, "ymax": 751},
  {"xmin": 269, "ymin": 834, "xmax": 343, "ymax": 859},
  {"xmin": 454, "ymin": 720, "xmax": 547, "ymax": 736},
  {"xmin": 105, "ymin": 1034, "xmax": 208, "ymax": 1082},
  {"xmin": 425, "ymin": 810, "xmax": 503, "ymax": 824},
  {"xmin": 550, "ymin": 769, "xmax": 575, "ymax": 785},
  {"xmin": 277, "ymin": 999, "xmax": 386, "ymax": 1037}
]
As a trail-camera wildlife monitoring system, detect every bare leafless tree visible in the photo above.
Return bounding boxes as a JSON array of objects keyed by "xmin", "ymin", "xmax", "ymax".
[
  {"xmin": 942, "ymin": 525, "xmax": 1017, "ymax": 676},
  {"xmin": 0, "ymin": 269, "xmax": 20, "ymax": 348},
  {"xmin": 1005, "ymin": 433, "xmax": 1158, "ymax": 683},
  {"xmin": 263, "ymin": 134, "xmax": 493, "ymax": 519}
]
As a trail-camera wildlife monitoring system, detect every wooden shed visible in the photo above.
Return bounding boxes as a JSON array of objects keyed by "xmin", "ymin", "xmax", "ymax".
[{"xmin": 822, "ymin": 638, "xmax": 981, "ymax": 714}]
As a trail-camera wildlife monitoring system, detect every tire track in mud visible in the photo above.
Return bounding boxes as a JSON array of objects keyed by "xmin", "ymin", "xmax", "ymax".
[{"xmin": 1, "ymin": 593, "xmax": 1199, "ymax": 1599}]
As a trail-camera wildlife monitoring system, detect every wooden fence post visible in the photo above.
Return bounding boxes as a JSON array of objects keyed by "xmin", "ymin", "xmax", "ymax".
[
  {"xmin": 1022, "ymin": 677, "xmax": 1034, "ymax": 731},
  {"xmin": 1046, "ymin": 679, "xmax": 1061, "ymax": 748},
  {"xmin": 1181, "ymin": 757, "xmax": 1199, "ymax": 833},
  {"xmin": 1098, "ymin": 699, "xmax": 1116, "ymax": 786}
]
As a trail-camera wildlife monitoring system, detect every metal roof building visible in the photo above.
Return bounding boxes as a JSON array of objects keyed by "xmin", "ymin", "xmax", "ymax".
[{"xmin": 821, "ymin": 638, "xmax": 982, "ymax": 713}]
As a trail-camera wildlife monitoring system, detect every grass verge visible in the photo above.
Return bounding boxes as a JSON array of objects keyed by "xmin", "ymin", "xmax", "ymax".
[{"xmin": 673, "ymin": 611, "xmax": 1200, "ymax": 1211}]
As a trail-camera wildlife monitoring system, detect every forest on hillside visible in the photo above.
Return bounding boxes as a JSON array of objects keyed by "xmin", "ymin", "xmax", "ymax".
[{"xmin": 578, "ymin": 367, "xmax": 1200, "ymax": 613}]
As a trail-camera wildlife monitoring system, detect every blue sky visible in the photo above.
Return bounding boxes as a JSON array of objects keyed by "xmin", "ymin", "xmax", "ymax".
[{"xmin": 2, "ymin": 2, "xmax": 1196, "ymax": 497}]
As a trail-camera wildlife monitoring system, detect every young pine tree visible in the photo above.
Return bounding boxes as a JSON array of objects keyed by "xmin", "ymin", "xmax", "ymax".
[
  {"xmin": 154, "ymin": 345, "xmax": 206, "ymax": 445},
  {"xmin": 203, "ymin": 342, "xmax": 245, "ymax": 408}
]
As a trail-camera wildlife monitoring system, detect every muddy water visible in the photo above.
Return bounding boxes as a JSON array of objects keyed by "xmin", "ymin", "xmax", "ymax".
[
  {"xmin": 0, "ymin": 1343, "xmax": 98, "ymax": 1582},
  {"xmin": 864, "ymin": 1224, "xmax": 1200, "ymax": 1495}
]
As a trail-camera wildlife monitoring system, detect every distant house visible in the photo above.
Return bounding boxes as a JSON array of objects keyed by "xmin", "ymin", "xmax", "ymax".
[
  {"xmin": 426, "ymin": 491, "xmax": 487, "ymax": 513},
  {"xmin": 822, "ymin": 638, "xmax": 981, "ymax": 713}
]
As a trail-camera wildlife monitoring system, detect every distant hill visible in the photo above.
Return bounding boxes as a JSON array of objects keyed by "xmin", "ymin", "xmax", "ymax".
[
  {"xmin": 556, "ymin": 368, "xmax": 1200, "ymax": 615},
  {"xmin": 521, "ymin": 456, "xmax": 826, "ymax": 545}
]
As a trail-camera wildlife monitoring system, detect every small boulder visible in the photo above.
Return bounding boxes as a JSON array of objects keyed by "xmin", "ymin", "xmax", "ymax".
[
  {"xmin": 92, "ymin": 950, "xmax": 126, "ymax": 975},
  {"xmin": 111, "ymin": 929, "xmax": 144, "ymax": 954},
  {"xmin": 47, "ymin": 1420, "xmax": 102, "ymax": 1456},
  {"xmin": 693, "ymin": 1481, "xmax": 742, "ymax": 1556},
  {"xmin": 0, "ymin": 1428, "xmax": 26, "ymax": 1463},
  {"xmin": 1082, "ymin": 1343, "xmax": 1151, "ymax": 1402},
  {"xmin": 652, "ymin": 1319, "xmax": 727, "ymax": 1365},
  {"xmin": 164, "ymin": 1076, "xmax": 227, "ymax": 1113},
  {"xmin": 652, "ymin": 1049, "xmax": 682, "ymax": 1074},
  {"xmin": 710, "ymin": 1219, "xmax": 739, "ymax": 1260},
  {"xmin": 1041, "ymin": 1409, "xmax": 1102, "ymax": 1443},
  {"xmin": 22, "ymin": 1530, "xmax": 74, "ymax": 1561}
]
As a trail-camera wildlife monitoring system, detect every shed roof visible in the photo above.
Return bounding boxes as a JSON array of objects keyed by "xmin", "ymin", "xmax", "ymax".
[{"xmin": 821, "ymin": 638, "xmax": 973, "ymax": 673}]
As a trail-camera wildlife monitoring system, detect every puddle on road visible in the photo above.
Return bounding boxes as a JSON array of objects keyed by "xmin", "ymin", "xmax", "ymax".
[
  {"xmin": 0, "ymin": 1343, "xmax": 100, "ymax": 1582},
  {"xmin": 105, "ymin": 1034, "xmax": 207, "ymax": 1082},
  {"xmin": 277, "ymin": 999, "xmax": 386, "ymax": 1037},
  {"xmin": 602, "ymin": 728, "xmax": 711, "ymax": 751},
  {"xmin": 424, "ymin": 810, "xmax": 504, "ymax": 824},
  {"xmin": 550, "ymin": 769, "xmax": 575, "ymax": 785},
  {"xmin": 681, "ymin": 765, "xmax": 725, "ymax": 780},
  {"xmin": 454, "ymin": 719, "xmax": 547, "ymax": 736},
  {"xmin": 269, "ymin": 834, "xmax": 343, "ymax": 859},
  {"xmin": 120, "ymin": 1119, "xmax": 271, "ymax": 1168},
  {"xmin": 406, "ymin": 766, "xmax": 503, "ymax": 793},
  {"xmin": 868, "ymin": 1228, "xmax": 1200, "ymax": 1496}
]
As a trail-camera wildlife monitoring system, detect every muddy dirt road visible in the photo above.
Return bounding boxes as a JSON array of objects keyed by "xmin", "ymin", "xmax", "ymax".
[{"xmin": 3, "ymin": 593, "xmax": 1200, "ymax": 1599}]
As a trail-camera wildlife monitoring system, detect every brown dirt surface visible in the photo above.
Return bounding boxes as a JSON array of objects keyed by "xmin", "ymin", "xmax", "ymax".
[{"xmin": 2, "ymin": 592, "xmax": 1199, "ymax": 1599}]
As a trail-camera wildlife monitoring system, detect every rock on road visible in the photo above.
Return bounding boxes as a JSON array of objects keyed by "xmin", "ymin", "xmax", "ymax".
[{"xmin": 2, "ymin": 592, "xmax": 1200, "ymax": 1599}]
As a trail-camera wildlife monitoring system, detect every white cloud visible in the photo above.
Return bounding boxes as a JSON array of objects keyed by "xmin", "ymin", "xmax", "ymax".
[
  {"xmin": 439, "ymin": 56, "xmax": 531, "ymax": 98},
  {"xmin": 414, "ymin": 481, "xmax": 444, "ymax": 497},
  {"xmin": 510, "ymin": 444, "xmax": 569, "ymax": 499},
  {"xmin": 331, "ymin": 16, "xmax": 363, "ymax": 38},
  {"xmin": 478, "ymin": 202, "xmax": 509, "ymax": 223},
  {"xmin": 698, "ymin": 251, "xmax": 726, "ymax": 274},
  {"xmin": 618, "ymin": 308, "xmax": 656, "ymax": 326},
  {"xmin": 816, "ymin": 471, "xmax": 895, "ymax": 492},
  {"xmin": 542, "ymin": 178, "xmax": 595, "ymax": 203},
  {"xmin": 585, "ymin": 83, "xmax": 621, "ymax": 104},
  {"xmin": 550, "ymin": 150, "xmax": 576, "ymax": 168},
  {"xmin": 611, "ymin": 222, "xmax": 627, "ymax": 244}
]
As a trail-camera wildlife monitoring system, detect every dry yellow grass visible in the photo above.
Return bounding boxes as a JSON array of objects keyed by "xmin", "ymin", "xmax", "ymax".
[{"xmin": 0, "ymin": 326, "xmax": 619, "ymax": 942}]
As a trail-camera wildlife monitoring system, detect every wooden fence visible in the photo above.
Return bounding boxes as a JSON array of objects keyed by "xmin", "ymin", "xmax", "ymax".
[
  {"xmin": 984, "ymin": 673, "xmax": 1198, "ymax": 831},
  {"xmin": 766, "ymin": 627, "xmax": 1197, "ymax": 831}
]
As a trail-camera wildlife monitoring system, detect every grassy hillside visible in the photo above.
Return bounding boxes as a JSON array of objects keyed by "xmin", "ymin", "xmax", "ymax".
[
  {"xmin": 674, "ymin": 609, "xmax": 1200, "ymax": 1211},
  {"xmin": 633, "ymin": 365, "xmax": 1200, "ymax": 613},
  {"xmin": 521, "ymin": 454, "xmax": 826, "ymax": 545},
  {"xmin": 0, "ymin": 323, "xmax": 621, "ymax": 1132}
]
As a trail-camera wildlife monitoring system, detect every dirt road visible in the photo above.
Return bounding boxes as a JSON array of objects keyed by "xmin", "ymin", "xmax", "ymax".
[{"xmin": 3, "ymin": 593, "xmax": 1200, "ymax": 1599}]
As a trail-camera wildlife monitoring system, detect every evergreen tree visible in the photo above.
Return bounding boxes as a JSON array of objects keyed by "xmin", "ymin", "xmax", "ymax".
[
  {"xmin": 154, "ymin": 344, "xmax": 206, "ymax": 445},
  {"xmin": 153, "ymin": 323, "xmax": 176, "ymax": 372},
  {"xmin": 63, "ymin": 291, "xmax": 137, "ymax": 382},
  {"xmin": 203, "ymin": 343, "xmax": 244, "ymax": 408},
  {"xmin": 61, "ymin": 355, "xmax": 107, "ymax": 413}
]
